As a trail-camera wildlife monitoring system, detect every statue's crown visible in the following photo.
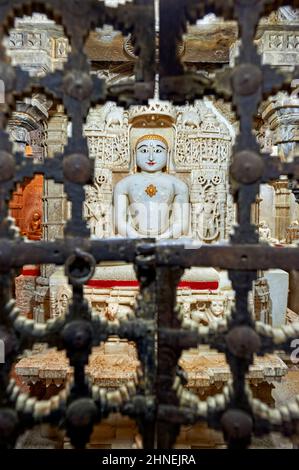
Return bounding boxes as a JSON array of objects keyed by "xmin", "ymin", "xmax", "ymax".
[
  {"xmin": 135, "ymin": 134, "xmax": 169, "ymax": 149},
  {"xmin": 129, "ymin": 99, "xmax": 176, "ymax": 128}
]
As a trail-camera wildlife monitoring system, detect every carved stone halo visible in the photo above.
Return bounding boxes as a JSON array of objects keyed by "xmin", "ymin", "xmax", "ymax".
[{"xmin": 145, "ymin": 184, "xmax": 158, "ymax": 198}]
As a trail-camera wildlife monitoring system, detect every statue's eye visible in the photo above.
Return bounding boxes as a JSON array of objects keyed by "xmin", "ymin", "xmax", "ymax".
[
  {"xmin": 155, "ymin": 148, "xmax": 162, "ymax": 153},
  {"xmin": 140, "ymin": 148, "xmax": 148, "ymax": 153}
]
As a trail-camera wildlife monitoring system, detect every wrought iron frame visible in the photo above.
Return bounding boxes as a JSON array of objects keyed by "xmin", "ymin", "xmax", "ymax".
[{"xmin": 1, "ymin": 0, "xmax": 299, "ymax": 449}]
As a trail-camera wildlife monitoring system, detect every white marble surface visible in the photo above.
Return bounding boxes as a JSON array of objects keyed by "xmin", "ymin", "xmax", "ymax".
[
  {"xmin": 50, "ymin": 265, "xmax": 219, "ymax": 283},
  {"xmin": 265, "ymin": 269, "xmax": 289, "ymax": 327}
]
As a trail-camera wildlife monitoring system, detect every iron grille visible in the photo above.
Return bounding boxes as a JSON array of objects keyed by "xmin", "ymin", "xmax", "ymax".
[{"xmin": 0, "ymin": 0, "xmax": 299, "ymax": 449}]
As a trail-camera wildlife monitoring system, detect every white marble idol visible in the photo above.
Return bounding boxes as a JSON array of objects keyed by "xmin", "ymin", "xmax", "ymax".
[{"xmin": 114, "ymin": 134, "xmax": 189, "ymax": 239}]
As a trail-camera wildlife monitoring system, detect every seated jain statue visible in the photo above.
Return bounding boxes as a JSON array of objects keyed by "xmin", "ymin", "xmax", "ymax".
[
  {"xmin": 114, "ymin": 135, "xmax": 189, "ymax": 239},
  {"xmin": 50, "ymin": 132, "xmax": 222, "ymax": 321}
]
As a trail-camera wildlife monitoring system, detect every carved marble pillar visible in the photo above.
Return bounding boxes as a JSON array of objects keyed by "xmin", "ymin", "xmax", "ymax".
[
  {"xmin": 272, "ymin": 179, "xmax": 291, "ymax": 241},
  {"xmin": 31, "ymin": 105, "xmax": 68, "ymax": 323},
  {"xmin": 252, "ymin": 195, "xmax": 263, "ymax": 228},
  {"xmin": 261, "ymin": 91, "xmax": 299, "ymax": 162},
  {"xmin": 42, "ymin": 105, "xmax": 68, "ymax": 273},
  {"xmin": 260, "ymin": 92, "xmax": 299, "ymax": 240}
]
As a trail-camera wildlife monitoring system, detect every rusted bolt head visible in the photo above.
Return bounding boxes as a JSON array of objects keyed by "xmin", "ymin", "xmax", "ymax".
[
  {"xmin": 230, "ymin": 150, "xmax": 264, "ymax": 184},
  {"xmin": 63, "ymin": 71, "xmax": 93, "ymax": 101},
  {"xmin": 232, "ymin": 63, "xmax": 262, "ymax": 96},
  {"xmin": 63, "ymin": 153, "xmax": 92, "ymax": 184},
  {"xmin": 0, "ymin": 408, "xmax": 18, "ymax": 439},
  {"xmin": 0, "ymin": 151, "xmax": 15, "ymax": 182},
  {"xmin": 65, "ymin": 250, "xmax": 96, "ymax": 285},
  {"xmin": 226, "ymin": 326, "xmax": 261, "ymax": 358},
  {"xmin": 62, "ymin": 320, "xmax": 93, "ymax": 351},
  {"xmin": 66, "ymin": 398, "xmax": 97, "ymax": 428},
  {"xmin": 221, "ymin": 409, "xmax": 253, "ymax": 442}
]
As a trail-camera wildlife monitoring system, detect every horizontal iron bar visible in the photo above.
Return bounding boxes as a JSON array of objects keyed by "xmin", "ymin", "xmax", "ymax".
[
  {"xmin": 0, "ymin": 239, "xmax": 299, "ymax": 271},
  {"xmin": 156, "ymin": 244, "xmax": 299, "ymax": 270},
  {"xmin": 0, "ymin": 238, "xmax": 146, "ymax": 269}
]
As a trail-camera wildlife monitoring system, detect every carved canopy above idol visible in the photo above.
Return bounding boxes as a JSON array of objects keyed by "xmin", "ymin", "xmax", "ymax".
[{"xmin": 83, "ymin": 99, "xmax": 236, "ymax": 243}]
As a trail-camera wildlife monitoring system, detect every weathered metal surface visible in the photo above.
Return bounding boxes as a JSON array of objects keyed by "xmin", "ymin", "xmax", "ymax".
[{"xmin": 1, "ymin": 0, "xmax": 299, "ymax": 450}]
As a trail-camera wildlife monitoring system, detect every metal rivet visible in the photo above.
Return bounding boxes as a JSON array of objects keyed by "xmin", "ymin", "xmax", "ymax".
[
  {"xmin": 63, "ymin": 153, "xmax": 92, "ymax": 184},
  {"xmin": 62, "ymin": 320, "xmax": 93, "ymax": 351},
  {"xmin": 66, "ymin": 398, "xmax": 97, "ymax": 428},
  {"xmin": 221, "ymin": 409, "xmax": 253, "ymax": 442},
  {"xmin": 63, "ymin": 71, "xmax": 93, "ymax": 101},
  {"xmin": 226, "ymin": 325, "xmax": 261, "ymax": 358},
  {"xmin": 231, "ymin": 150, "xmax": 264, "ymax": 184},
  {"xmin": 232, "ymin": 64, "xmax": 262, "ymax": 96}
]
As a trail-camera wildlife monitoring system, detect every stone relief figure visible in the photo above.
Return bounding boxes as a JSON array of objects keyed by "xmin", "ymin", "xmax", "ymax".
[
  {"xmin": 105, "ymin": 302, "xmax": 133, "ymax": 321},
  {"xmin": 85, "ymin": 103, "xmax": 129, "ymax": 169},
  {"xmin": 105, "ymin": 105, "xmax": 124, "ymax": 128},
  {"xmin": 258, "ymin": 220, "xmax": 279, "ymax": 244},
  {"xmin": 114, "ymin": 134, "xmax": 189, "ymax": 238},
  {"xmin": 259, "ymin": 220, "xmax": 271, "ymax": 240},
  {"xmin": 180, "ymin": 109, "xmax": 202, "ymax": 129},
  {"xmin": 85, "ymin": 187, "xmax": 106, "ymax": 237},
  {"xmin": 286, "ymin": 220, "xmax": 299, "ymax": 244},
  {"xmin": 195, "ymin": 190, "xmax": 220, "ymax": 242},
  {"xmin": 190, "ymin": 299, "xmax": 226, "ymax": 325},
  {"xmin": 53, "ymin": 289, "xmax": 72, "ymax": 317},
  {"xmin": 84, "ymin": 170, "xmax": 113, "ymax": 238},
  {"xmin": 27, "ymin": 211, "xmax": 42, "ymax": 240},
  {"xmin": 253, "ymin": 278, "xmax": 272, "ymax": 324}
]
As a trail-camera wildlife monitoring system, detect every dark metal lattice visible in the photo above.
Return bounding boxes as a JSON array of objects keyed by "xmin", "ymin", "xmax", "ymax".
[{"xmin": 1, "ymin": 0, "xmax": 299, "ymax": 450}]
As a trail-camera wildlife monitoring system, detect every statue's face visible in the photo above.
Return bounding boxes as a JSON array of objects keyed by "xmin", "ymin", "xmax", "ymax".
[
  {"xmin": 205, "ymin": 193, "xmax": 214, "ymax": 203},
  {"xmin": 210, "ymin": 300, "xmax": 224, "ymax": 316},
  {"xmin": 136, "ymin": 138, "xmax": 167, "ymax": 172},
  {"xmin": 60, "ymin": 294, "xmax": 69, "ymax": 307}
]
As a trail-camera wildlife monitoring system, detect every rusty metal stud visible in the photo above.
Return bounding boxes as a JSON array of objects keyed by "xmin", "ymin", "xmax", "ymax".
[
  {"xmin": 0, "ymin": 408, "xmax": 18, "ymax": 440},
  {"xmin": 231, "ymin": 64, "xmax": 262, "ymax": 96},
  {"xmin": 221, "ymin": 409, "xmax": 253, "ymax": 442},
  {"xmin": 63, "ymin": 71, "xmax": 93, "ymax": 101},
  {"xmin": 226, "ymin": 326, "xmax": 261, "ymax": 358},
  {"xmin": 0, "ymin": 151, "xmax": 15, "ymax": 182},
  {"xmin": 63, "ymin": 153, "xmax": 92, "ymax": 184},
  {"xmin": 66, "ymin": 399, "xmax": 97, "ymax": 426},
  {"xmin": 62, "ymin": 320, "xmax": 93, "ymax": 351},
  {"xmin": 230, "ymin": 150, "xmax": 264, "ymax": 184},
  {"xmin": 65, "ymin": 249, "xmax": 96, "ymax": 285}
]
